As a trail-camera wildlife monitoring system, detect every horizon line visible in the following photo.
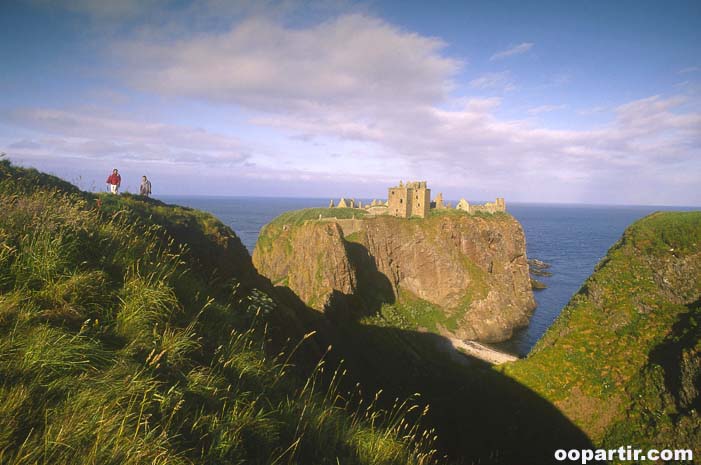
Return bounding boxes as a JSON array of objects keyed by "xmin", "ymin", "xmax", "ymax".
[{"xmin": 155, "ymin": 193, "xmax": 701, "ymax": 210}]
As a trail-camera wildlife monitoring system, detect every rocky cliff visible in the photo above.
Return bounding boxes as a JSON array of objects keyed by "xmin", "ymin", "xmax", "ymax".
[
  {"xmin": 253, "ymin": 210, "xmax": 536, "ymax": 342},
  {"xmin": 504, "ymin": 211, "xmax": 701, "ymax": 454},
  {"xmin": 254, "ymin": 220, "xmax": 358, "ymax": 309}
]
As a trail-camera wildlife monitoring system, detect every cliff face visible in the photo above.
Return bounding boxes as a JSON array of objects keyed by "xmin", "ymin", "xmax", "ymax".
[
  {"xmin": 504, "ymin": 211, "xmax": 701, "ymax": 452},
  {"xmin": 253, "ymin": 221, "xmax": 357, "ymax": 309},
  {"xmin": 253, "ymin": 211, "xmax": 535, "ymax": 342}
]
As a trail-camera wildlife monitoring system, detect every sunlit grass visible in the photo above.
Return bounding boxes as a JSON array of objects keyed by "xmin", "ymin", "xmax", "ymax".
[{"xmin": 0, "ymin": 160, "xmax": 438, "ymax": 465}]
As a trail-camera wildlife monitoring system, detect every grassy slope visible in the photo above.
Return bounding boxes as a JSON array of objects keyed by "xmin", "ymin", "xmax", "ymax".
[
  {"xmin": 503, "ymin": 211, "xmax": 701, "ymax": 454},
  {"xmin": 0, "ymin": 160, "xmax": 436, "ymax": 465}
]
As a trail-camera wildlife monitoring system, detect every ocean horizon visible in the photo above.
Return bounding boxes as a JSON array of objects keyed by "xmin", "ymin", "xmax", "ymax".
[{"xmin": 160, "ymin": 193, "xmax": 699, "ymax": 209}]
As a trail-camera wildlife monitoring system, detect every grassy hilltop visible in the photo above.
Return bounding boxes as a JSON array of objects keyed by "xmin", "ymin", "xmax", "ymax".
[
  {"xmin": 0, "ymin": 160, "xmax": 436, "ymax": 465},
  {"xmin": 254, "ymin": 207, "xmax": 532, "ymax": 342},
  {"xmin": 504, "ymin": 211, "xmax": 701, "ymax": 456}
]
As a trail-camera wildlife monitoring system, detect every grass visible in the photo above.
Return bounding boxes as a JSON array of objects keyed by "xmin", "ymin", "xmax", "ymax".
[
  {"xmin": 363, "ymin": 290, "xmax": 454, "ymax": 333},
  {"xmin": 502, "ymin": 211, "xmax": 701, "ymax": 452},
  {"xmin": 0, "ymin": 160, "xmax": 438, "ymax": 465},
  {"xmin": 270, "ymin": 207, "xmax": 367, "ymax": 226},
  {"xmin": 624, "ymin": 210, "xmax": 701, "ymax": 256},
  {"xmin": 363, "ymin": 280, "xmax": 487, "ymax": 335},
  {"xmin": 256, "ymin": 208, "xmax": 365, "ymax": 260},
  {"xmin": 429, "ymin": 208, "xmax": 510, "ymax": 220}
]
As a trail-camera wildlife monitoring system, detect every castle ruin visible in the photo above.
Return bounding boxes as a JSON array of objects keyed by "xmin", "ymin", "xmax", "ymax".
[
  {"xmin": 387, "ymin": 180, "xmax": 430, "ymax": 218},
  {"xmin": 329, "ymin": 181, "xmax": 505, "ymax": 218}
]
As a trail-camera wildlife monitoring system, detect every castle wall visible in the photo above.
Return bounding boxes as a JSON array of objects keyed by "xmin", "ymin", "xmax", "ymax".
[
  {"xmin": 434, "ymin": 192, "xmax": 446, "ymax": 209},
  {"xmin": 366, "ymin": 205, "xmax": 388, "ymax": 216},
  {"xmin": 333, "ymin": 186, "xmax": 504, "ymax": 218},
  {"xmin": 388, "ymin": 187, "xmax": 410, "ymax": 217},
  {"xmin": 468, "ymin": 198, "xmax": 506, "ymax": 214},
  {"xmin": 409, "ymin": 187, "xmax": 430, "ymax": 218}
]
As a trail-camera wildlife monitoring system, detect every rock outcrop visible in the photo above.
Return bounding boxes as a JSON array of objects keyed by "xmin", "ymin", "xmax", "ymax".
[
  {"xmin": 253, "ymin": 211, "xmax": 536, "ymax": 342},
  {"xmin": 253, "ymin": 221, "xmax": 357, "ymax": 309}
]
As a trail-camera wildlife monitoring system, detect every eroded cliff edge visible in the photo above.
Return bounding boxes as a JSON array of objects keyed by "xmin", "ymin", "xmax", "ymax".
[
  {"xmin": 253, "ymin": 210, "xmax": 536, "ymax": 342},
  {"xmin": 503, "ymin": 211, "xmax": 701, "ymax": 453}
]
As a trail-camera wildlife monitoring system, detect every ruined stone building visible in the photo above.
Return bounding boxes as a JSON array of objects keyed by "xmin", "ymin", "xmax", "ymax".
[
  {"xmin": 432, "ymin": 192, "xmax": 446, "ymax": 209},
  {"xmin": 457, "ymin": 197, "xmax": 505, "ymax": 214},
  {"xmin": 329, "ymin": 182, "xmax": 505, "ymax": 218},
  {"xmin": 388, "ymin": 180, "xmax": 430, "ymax": 218},
  {"xmin": 456, "ymin": 198, "xmax": 470, "ymax": 212}
]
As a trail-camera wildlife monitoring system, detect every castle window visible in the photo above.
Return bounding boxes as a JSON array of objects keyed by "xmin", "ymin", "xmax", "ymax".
[{"xmin": 400, "ymin": 199, "xmax": 403, "ymax": 203}]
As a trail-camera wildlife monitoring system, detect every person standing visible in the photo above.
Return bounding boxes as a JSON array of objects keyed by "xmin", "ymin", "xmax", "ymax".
[
  {"xmin": 106, "ymin": 169, "xmax": 121, "ymax": 194},
  {"xmin": 140, "ymin": 176, "xmax": 152, "ymax": 197}
]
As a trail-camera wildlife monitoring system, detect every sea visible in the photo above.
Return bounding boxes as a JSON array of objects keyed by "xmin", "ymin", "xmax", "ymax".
[{"xmin": 160, "ymin": 196, "xmax": 696, "ymax": 357}]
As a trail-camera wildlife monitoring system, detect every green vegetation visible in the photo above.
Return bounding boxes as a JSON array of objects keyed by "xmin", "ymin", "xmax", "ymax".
[
  {"xmin": 623, "ymin": 210, "xmax": 701, "ymax": 256},
  {"xmin": 428, "ymin": 208, "xmax": 510, "ymax": 220},
  {"xmin": 248, "ymin": 201, "xmax": 701, "ymax": 462},
  {"xmin": 252, "ymin": 203, "xmax": 628, "ymax": 462},
  {"xmin": 362, "ymin": 288, "xmax": 484, "ymax": 334},
  {"xmin": 344, "ymin": 231, "xmax": 365, "ymax": 244},
  {"xmin": 270, "ymin": 208, "xmax": 366, "ymax": 226},
  {"xmin": 0, "ymin": 160, "xmax": 436, "ymax": 465},
  {"xmin": 257, "ymin": 208, "xmax": 364, "ymax": 257},
  {"xmin": 363, "ymin": 291, "xmax": 447, "ymax": 333},
  {"xmin": 503, "ymin": 211, "xmax": 701, "ymax": 453}
]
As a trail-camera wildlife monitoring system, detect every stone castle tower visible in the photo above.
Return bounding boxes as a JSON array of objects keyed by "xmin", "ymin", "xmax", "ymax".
[{"xmin": 387, "ymin": 180, "xmax": 430, "ymax": 218}]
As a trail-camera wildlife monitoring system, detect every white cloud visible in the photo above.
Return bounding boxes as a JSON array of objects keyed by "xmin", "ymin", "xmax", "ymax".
[
  {"xmin": 103, "ymin": 14, "xmax": 701, "ymax": 201},
  {"xmin": 240, "ymin": 92, "xmax": 701, "ymax": 203},
  {"xmin": 6, "ymin": 9, "xmax": 700, "ymax": 203},
  {"xmin": 678, "ymin": 66, "xmax": 699, "ymax": 74},
  {"xmin": 2, "ymin": 108, "xmax": 248, "ymax": 166},
  {"xmin": 490, "ymin": 42, "xmax": 533, "ymax": 61},
  {"xmin": 468, "ymin": 71, "xmax": 516, "ymax": 92},
  {"xmin": 578, "ymin": 106, "xmax": 608, "ymax": 116},
  {"xmin": 116, "ymin": 14, "xmax": 461, "ymax": 112}
]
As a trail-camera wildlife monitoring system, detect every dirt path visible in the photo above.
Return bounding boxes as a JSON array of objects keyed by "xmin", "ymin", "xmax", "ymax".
[{"xmin": 448, "ymin": 337, "xmax": 519, "ymax": 365}]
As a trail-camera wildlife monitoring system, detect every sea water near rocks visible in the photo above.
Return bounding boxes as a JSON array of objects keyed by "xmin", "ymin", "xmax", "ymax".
[{"xmin": 160, "ymin": 196, "xmax": 694, "ymax": 357}]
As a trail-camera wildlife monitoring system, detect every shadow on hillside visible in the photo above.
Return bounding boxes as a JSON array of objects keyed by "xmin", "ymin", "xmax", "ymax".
[
  {"xmin": 271, "ymin": 285, "xmax": 603, "ymax": 465},
  {"xmin": 648, "ymin": 297, "xmax": 701, "ymax": 415},
  {"xmin": 301, "ymin": 240, "xmax": 396, "ymax": 321},
  {"xmin": 346, "ymin": 241, "xmax": 396, "ymax": 310}
]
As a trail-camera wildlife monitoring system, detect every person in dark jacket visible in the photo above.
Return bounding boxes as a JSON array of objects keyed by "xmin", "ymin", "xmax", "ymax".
[
  {"xmin": 140, "ymin": 176, "xmax": 152, "ymax": 197},
  {"xmin": 106, "ymin": 169, "xmax": 121, "ymax": 194}
]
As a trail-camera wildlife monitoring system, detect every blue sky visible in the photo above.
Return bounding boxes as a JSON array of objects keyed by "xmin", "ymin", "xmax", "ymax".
[{"xmin": 1, "ymin": 0, "xmax": 699, "ymax": 204}]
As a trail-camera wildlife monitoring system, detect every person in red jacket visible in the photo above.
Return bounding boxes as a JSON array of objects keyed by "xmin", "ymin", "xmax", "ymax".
[{"xmin": 106, "ymin": 168, "xmax": 121, "ymax": 194}]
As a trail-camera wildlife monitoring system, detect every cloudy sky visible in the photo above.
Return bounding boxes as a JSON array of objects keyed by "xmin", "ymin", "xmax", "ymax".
[{"xmin": 1, "ymin": 0, "xmax": 699, "ymax": 204}]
